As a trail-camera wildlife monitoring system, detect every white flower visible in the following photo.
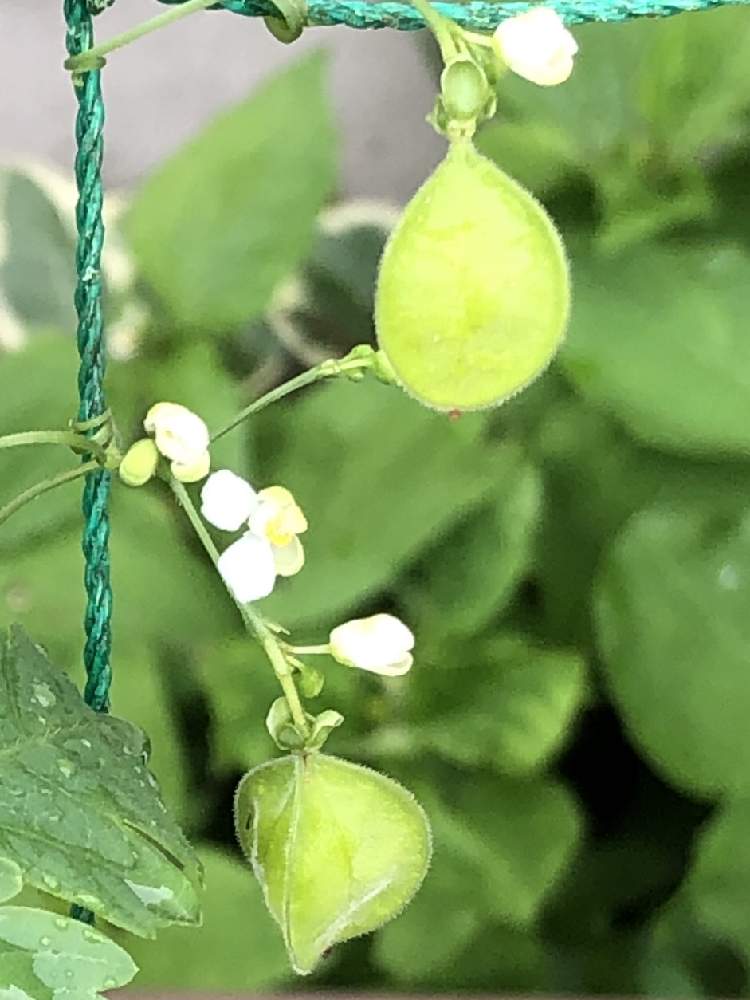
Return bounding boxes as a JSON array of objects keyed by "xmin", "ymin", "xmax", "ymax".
[
  {"xmin": 144, "ymin": 401, "xmax": 211, "ymax": 481},
  {"xmin": 217, "ymin": 532, "xmax": 277, "ymax": 604},
  {"xmin": 202, "ymin": 471, "xmax": 308, "ymax": 601},
  {"xmin": 329, "ymin": 614, "xmax": 414, "ymax": 676},
  {"xmin": 249, "ymin": 486, "xmax": 307, "ymax": 578},
  {"xmin": 493, "ymin": 9, "xmax": 578, "ymax": 87},
  {"xmin": 201, "ymin": 469, "xmax": 259, "ymax": 531}
]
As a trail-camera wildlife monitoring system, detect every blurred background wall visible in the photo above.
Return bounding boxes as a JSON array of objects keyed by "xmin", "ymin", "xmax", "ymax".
[{"xmin": 0, "ymin": 0, "xmax": 443, "ymax": 201}]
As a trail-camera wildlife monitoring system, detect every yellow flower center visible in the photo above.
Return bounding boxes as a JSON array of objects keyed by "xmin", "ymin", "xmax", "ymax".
[{"xmin": 257, "ymin": 486, "xmax": 308, "ymax": 547}]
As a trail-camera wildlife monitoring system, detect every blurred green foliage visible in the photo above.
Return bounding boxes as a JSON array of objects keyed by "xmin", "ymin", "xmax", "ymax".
[{"xmin": 2, "ymin": 9, "xmax": 750, "ymax": 992}]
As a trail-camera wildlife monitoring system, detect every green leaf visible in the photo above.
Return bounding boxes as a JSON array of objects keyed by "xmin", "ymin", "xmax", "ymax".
[
  {"xmin": 375, "ymin": 769, "xmax": 581, "ymax": 975},
  {"xmin": 0, "ymin": 171, "xmax": 76, "ymax": 338},
  {"xmin": 533, "ymin": 393, "xmax": 750, "ymax": 645},
  {"xmin": 0, "ymin": 338, "xmax": 80, "ymax": 553},
  {"xmin": 595, "ymin": 166, "xmax": 716, "ymax": 255},
  {"xmin": 372, "ymin": 858, "xmax": 482, "ymax": 980},
  {"xmin": 476, "ymin": 120, "xmax": 581, "ymax": 196},
  {"xmin": 193, "ymin": 637, "xmax": 279, "ymax": 774},
  {"xmin": 0, "ymin": 905, "xmax": 136, "ymax": 1000},
  {"xmin": 124, "ymin": 847, "xmax": 288, "ymax": 991},
  {"xmin": 403, "ymin": 635, "xmax": 586, "ymax": 775},
  {"xmin": 496, "ymin": 20, "xmax": 644, "ymax": 170},
  {"xmin": 402, "ymin": 444, "xmax": 542, "ymax": 636},
  {"xmin": 596, "ymin": 506, "xmax": 750, "ymax": 796},
  {"xmin": 375, "ymin": 878, "xmax": 548, "ymax": 990},
  {"xmin": 637, "ymin": 7, "xmax": 750, "ymax": 161},
  {"xmin": 109, "ymin": 647, "xmax": 190, "ymax": 827},
  {"xmin": 0, "ymin": 487, "xmax": 235, "ymax": 669},
  {"xmin": 0, "ymin": 626, "xmax": 201, "ymax": 936},
  {"xmin": 264, "ymin": 201, "xmax": 396, "ymax": 360},
  {"xmin": 124, "ymin": 53, "xmax": 336, "ymax": 329},
  {"xmin": 493, "ymin": 10, "xmax": 750, "ymax": 199},
  {"xmin": 682, "ymin": 800, "xmax": 750, "ymax": 968},
  {"xmin": 255, "ymin": 379, "xmax": 500, "ymax": 627},
  {"xmin": 426, "ymin": 770, "xmax": 581, "ymax": 926},
  {"xmin": 562, "ymin": 243, "xmax": 750, "ymax": 456},
  {"xmin": 0, "ymin": 860, "xmax": 23, "ymax": 905},
  {"xmin": 235, "ymin": 754, "xmax": 432, "ymax": 974},
  {"xmin": 639, "ymin": 897, "xmax": 747, "ymax": 998}
]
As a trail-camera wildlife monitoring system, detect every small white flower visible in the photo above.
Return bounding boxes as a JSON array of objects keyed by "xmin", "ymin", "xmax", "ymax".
[
  {"xmin": 217, "ymin": 531, "xmax": 277, "ymax": 604},
  {"xmin": 144, "ymin": 401, "xmax": 210, "ymax": 472},
  {"xmin": 201, "ymin": 470, "xmax": 259, "ymax": 531},
  {"xmin": 494, "ymin": 9, "xmax": 578, "ymax": 86},
  {"xmin": 329, "ymin": 614, "xmax": 415, "ymax": 677},
  {"xmin": 203, "ymin": 472, "xmax": 308, "ymax": 600},
  {"xmin": 249, "ymin": 486, "xmax": 308, "ymax": 547}
]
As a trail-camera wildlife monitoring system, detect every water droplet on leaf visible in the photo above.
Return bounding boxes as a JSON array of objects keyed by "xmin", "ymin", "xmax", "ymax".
[
  {"xmin": 31, "ymin": 682, "xmax": 56, "ymax": 709},
  {"xmin": 57, "ymin": 759, "xmax": 74, "ymax": 779}
]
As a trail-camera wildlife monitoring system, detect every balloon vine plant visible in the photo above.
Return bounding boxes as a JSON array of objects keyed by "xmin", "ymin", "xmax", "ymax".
[{"xmin": 0, "ymin": 0, "xmax": 744, "ymax": 990}]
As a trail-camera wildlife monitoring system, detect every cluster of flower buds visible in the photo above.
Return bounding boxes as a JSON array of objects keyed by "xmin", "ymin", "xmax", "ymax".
[
  {"xmin": 119, "ymin": 402, "xmax": 211, "ymax": 486},
  {"xmin": 434, "ymin": 8, "xmax": 579, "ymax": 137}
]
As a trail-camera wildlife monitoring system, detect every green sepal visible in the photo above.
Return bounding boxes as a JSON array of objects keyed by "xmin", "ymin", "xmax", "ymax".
[{"xmin": 265, "ymin": 698, "xmax": 306, "ymax": 751}]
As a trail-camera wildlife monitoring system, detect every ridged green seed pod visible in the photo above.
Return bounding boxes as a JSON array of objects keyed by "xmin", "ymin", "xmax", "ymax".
[
  {"xmin": 234, "ymin": 753, "xmax": 432, "ymax": 974},
  {"xmin": 375, "ymin": 139, "xmax": 570, "ymax": 411}
]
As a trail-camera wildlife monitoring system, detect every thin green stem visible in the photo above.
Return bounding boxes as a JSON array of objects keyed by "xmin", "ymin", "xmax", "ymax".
[
  {"xmin": 0, "ymin": 430, "xmax": 109, "ymax": 464},
  {"xmin": 0, "ymin": 461, "xmax": 98, "ymax": 530},
  {"xmin": 167, "ymin": 476, "xmax": 310, "ymax": 736},
  {"xmin": 210, "ymin": 356, "xmax": 372, "ymax": 443},
  {"xmin": 285, "ymin": 643, "xmax": 331, "ymax": 656},
  {"xmin": 410, "ymin": 0, "xmax": 459, "ymax": 59},
  {"xmin": 64, "ymin": 0, "xmax": 216, "ymax": 71}
]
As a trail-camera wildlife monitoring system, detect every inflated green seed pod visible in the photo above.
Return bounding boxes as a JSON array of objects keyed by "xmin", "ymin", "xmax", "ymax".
[
  {"xmin": 234, "ymin": 753, "xmax": 431, "ymax": 974},
  {"xmin": 440, "ymin": 58, "xmax": 489, "ymax": 122},
  {"xmin": 375, "ymin": 139, "xmax": 570, "ymax": 411}
]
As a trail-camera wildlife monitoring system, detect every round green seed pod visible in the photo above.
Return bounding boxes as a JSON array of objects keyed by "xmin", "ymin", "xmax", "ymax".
[
  {"xmin": 234, "ymin": 753, "xmax": 431, "ymax": 975},
  {"xmin": 375, "ymin": 139, "xmax": 570, "ymax": 411},
  {"xmin": 440, "ymin": 58, "xmax": 489, "ymax": 122}
]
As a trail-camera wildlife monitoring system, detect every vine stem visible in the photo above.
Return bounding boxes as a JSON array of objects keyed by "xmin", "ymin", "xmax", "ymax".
[
  {"xmin": 408, "ymin": 0, "xmax": 460, "ymax": 59},
  {"xmin": 0, "ymin": 430, "xmax": 110, "ymax": 464},
  {"xmin": 0, "ymin": 462, "xmax": 99, "ymax": 530},
  {"xmin": 64, "ymin": 0, "xmax": 216, "ymax": 70},
  {"xmin": 167, "ymin": 476, "xmax": 310, "ymax": 737},
  {"xmin": 210, "ymin": 355, "xmax": 373, "ymax": 443}
]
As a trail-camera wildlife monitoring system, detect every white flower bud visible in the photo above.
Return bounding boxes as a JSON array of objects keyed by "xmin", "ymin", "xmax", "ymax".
[
  {"xmin": 144, "ymin": 402, "xmax": 210, "ymax": 466},
  {"xmin": 118, "ymin": 438, "xmax": 159, "ymax": 487},
  {"xmin": 329, "ymin": 614, "xmax": 414, "ymax": 677},
  {"xmin": 494, "ymin": 9, "xmax": 578, "ymax": 87},
  {"xmin": 217, "ymin": 531, "xmax": 277, "ymax": 604},
  {"xmin": 201, "ymin": 470, "xmax": 258, "ymax": 531},
  {"xmin": 171, "ymin": 449, "xmax": 211, "ymax": 484}
]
